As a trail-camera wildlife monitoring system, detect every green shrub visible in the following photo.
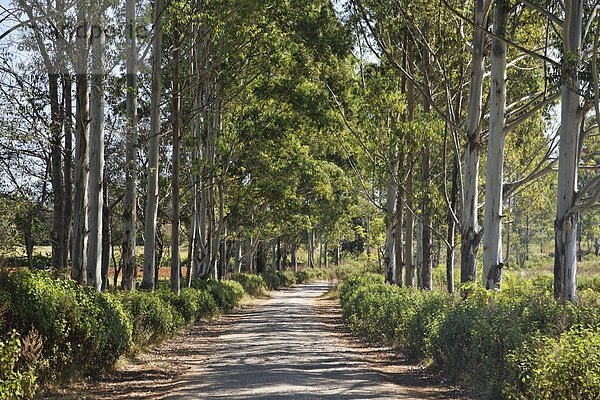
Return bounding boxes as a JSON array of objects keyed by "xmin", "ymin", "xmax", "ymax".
[
  {"xmin": 0, "ymin": 331, "xmax": 37, "ymax": 400},
  {"xmin": 338, "ymin": 271, "xmax": 600, "ymax": 399},
  {"xmin": 0, "ymin": 270, "xmax": 132, "ymax": 381},
  {"xmin": 230, "ymin": 273, "xmax": 267, "ymax": 297},
  {"xmin": 261, "ymin": 271, "xmax": 296, "ymax": 290},
  {"xmin": 119, "ymin": 290, "xmax": 179, "ymax": 347},
  {"xmin": 191, "ymin": 279, "xmax": 244, "ymax": 311},
  {"xmin": 505, "ymin": 328, "xmax": 600, "ymax": 399}
]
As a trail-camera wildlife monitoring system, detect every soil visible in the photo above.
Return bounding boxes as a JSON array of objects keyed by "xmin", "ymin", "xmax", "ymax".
[{"xmin": 51, "ymin": 282, "xmax": 467, "ymax": 399}]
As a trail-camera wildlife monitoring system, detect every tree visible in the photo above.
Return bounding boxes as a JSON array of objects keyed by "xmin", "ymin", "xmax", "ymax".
[{"xmin": 142, "ymin": 0, "xmax": 165, "ymax": 291}]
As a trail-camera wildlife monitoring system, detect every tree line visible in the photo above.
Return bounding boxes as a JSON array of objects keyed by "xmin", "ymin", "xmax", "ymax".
[{"xmin": 0, "ymin": 0, "xmax": 598, "ymax": 301}]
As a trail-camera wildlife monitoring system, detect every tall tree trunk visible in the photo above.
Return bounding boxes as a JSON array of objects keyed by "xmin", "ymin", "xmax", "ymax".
[
  {"xmin": 324, "ymin": 241, "xmax": 328, "ymax": 268},
  {"xmin": 405, "ymin": 163, "xmax": 415, "ymax": 287},
  {"xmin": 234, "ymin": 238, "xmax": 242, "ymax": 273},
  {"xmin": 86, "ymin": 7, "xmax": 105, "ymax": 292},
  {"xmin": 276, "ymin": 237, "xmax": 282, "ymax": 271},
  {"xmin": 50, "ymin": 73, "xmax": 65, "ymax": 273},
  {"xmin": 421, "ymin": 145, "xmax": 432, "ymax": 290},
  {"xmin": 461, "ymin": 0, "xmax": 489, "ymax": 283},
  {"xmin": 121, "ymin": 0, "xmax": 138, "ymax": 291},
  {"xmin": 554, "ymin": 0, "xmax": 582, "ymax": 301},
  {"xmin": 416, "ymin": 219, "xmax": 423, "ymax": 289},
  {"xmin": 384, "ymin": 144, "xmax": 398, "ymax": 283},
  {"xmin": 101, "ymin": 185, "xmax": 110, "ymax": 290},
  {"xmin": 483, "ymin": 0, "xmax": 508, "ymax": 290},
  {"xmin": 446, "ymin": 157, "xmax": 458, "ymax": 294},
  {"xmin": 291, "ymin": 240, "xmax": 298, "ymax": 272},
  {"xmin": 142, "ymin": 0, "xmax": 164, "ymax": 290},
  {"xmin": 308, "ymin": 230, "xmax": 315, "ymax": 268},
  {"xmin": 394, "ymin": 157, "xmax": 404, "ymax": 286},
  {"xmin": 170, "ymin": 31, "xmax": 181, "ymax": 294},
  {"xmin": 63, "ymin": 76, "xmax": 73, "ymax": 270},
  {"xmin": 71, "ymin": 6, "xmax": 90, "ymax": 284}
]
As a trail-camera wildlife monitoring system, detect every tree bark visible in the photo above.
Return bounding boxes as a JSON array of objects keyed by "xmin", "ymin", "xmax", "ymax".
[
  {"xmin": 63, "ymin": 75, "xmax": 73, "ymax": 271},
  {"xmin": 71, "ymin": 5, "xmax": 90, "ymax": 284},
  {"xmin": 446, "ymin": 156, "xmax": 458, "ymax": 294},
  {"xmin": 86, "ymin": 7, "xmax": 105, "ymax": 292},
  {"xmin": 170, "ymin": 30, "xmax": 181, "ymax": 294},
  {"xmin": 461, "ymin": 0, "xmax": 489, "ymax": 283},
  {"xmin": 384, "ymin": 144, "xmax": 398, "ymax": 283},
  {"xmin": 483, "ymin": 0, "xmax": 508, "ymax": 290},
  {"xmin": 121, "ymin": 0, "xmax": 138, "ymax": 291},
  {"xmin": 142, "ymin": 0, "xmax": 164, "ymax": 290},
  {"xmin": 554, "ymin": 0, "xmax": 582, "ymax": 301},
  {"xmin": 49, "ymin": 73, "xmax": 65, "ymax": 273}
]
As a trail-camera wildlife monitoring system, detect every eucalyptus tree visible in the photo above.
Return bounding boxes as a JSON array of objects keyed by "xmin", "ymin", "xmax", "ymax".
[
  {"xmin": 121, "ymin": 0, "xmax": 139, "ymax": 291},
  {"xmin": 142, "ymin": 0, "xmax": 165, "ymax": 290}
]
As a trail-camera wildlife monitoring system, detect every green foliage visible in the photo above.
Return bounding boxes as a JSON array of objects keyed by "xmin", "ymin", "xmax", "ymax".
[
  {"xmin": 261, "ymin": 271, "xmax": 297, "ymax": 290},
  {"xmin": 339, "ymin": 272, "xmax": 600, "ymax": 399},
  {"xmin": 119, "ymin": 290, "xmax": 181, "ymax": 347},
  {"xmin": 0, "ymin": 270, "xmax": 132, "ymax": 382},
  {"xmin": 190, "ymin": 280, "xmax": 245, "ymax": 311},
  {"xmin": 505, "ymin": 328, "xmax": 600, "ymax": 400},
  {"xmin": 0, "ymin": 331, "xmax": 37, "ymax": 400},
  {"xmin": 230, "ymin": 273, "xmax": 267, "ymax": 297},
  {"xmin": 295, "ymin": 268, "xmax": 329, "ymax": 283}
]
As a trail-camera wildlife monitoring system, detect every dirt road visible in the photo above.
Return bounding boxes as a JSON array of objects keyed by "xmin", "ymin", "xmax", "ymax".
[{"xmin": 64, "ymin": 283, "xmax": 463, "ymax": 399}]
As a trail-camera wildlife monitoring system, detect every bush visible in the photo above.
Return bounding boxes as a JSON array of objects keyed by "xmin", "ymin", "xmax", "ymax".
[
  {"xmin": 339, "ymin": 271, "xmax": 600, "ymax": 399},
  {"xmin": 0, "ymin": 331, "xmax": 37, "ymax": 400},
  {"xmin": 230, "ymin": 273, "xmax": 267, "ymax": 297},
  {"xmin": 119, "ymin": 290, "xmax": 179, "ymax": 348},
  {"xmin": 505, "ymin": 328, "xmax": 600, "ymax": 399},
  {"xmin": 191, "ymin": 279, "xmax": 244, "ymax": 311},
  {"xmin": 295, "ymin": 268, "xmax": 330, "ymax": 283},
  {"xmin": 0, "ymin": 270, "xmax": 132, "ymax": 381},
  {"xmin": 261, "ymin": 271, "xmax": 296, "ymax": 290}
]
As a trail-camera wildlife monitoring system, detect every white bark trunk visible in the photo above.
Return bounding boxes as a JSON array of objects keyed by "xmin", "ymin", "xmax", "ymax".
[
  {"xmin": 461, "ymin": 0, "xmax": 489, "ymax": 283},
  {"xmin": 483, "ymin": 0, "xmax": 508, "ymax": 290},
  {"xmin": 142, "ymin": 0, "xmax": 164, "ymax": 290},
  {"xmin": 170, "ymin": 35, "xmax": 181, "ymax": 293},
  {"xmin": 72, "ymin": 5, "xmax": 89, "ymax": 284},
  {"xmin": 122, "ymin": 0, "xmax": 138, "ymax": 290},
  {"xmin": 86, "ymin": 6, "xmax": 105, "ymax": 292},
  {"xmin": 554, "ymin": 0, "xmax": 582, "ymax": 301}
]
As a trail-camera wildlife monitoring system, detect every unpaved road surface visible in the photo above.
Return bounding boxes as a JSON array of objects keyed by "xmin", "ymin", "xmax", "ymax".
[{"xmin": 61, "ymin": 283, "xmax": 464, "ymax": 399}]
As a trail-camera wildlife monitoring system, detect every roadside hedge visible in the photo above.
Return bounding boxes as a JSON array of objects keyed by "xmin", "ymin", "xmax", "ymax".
[
  {"xmin": 339, "ymin": 273, "xmax": 600, "ymax": 399},
  {"xmin": 0, "ymin": 268, "xmax": 324, "ymax": 398}
]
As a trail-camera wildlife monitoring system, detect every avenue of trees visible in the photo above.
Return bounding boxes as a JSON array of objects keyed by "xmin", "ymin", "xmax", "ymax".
[{"xmin": 0, "ymin": 0, "xmax": 598, "ymax": 302}]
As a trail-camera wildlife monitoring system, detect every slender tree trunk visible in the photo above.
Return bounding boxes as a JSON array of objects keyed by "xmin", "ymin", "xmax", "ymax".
[
  {"xmin": 234, "ymin": 238, "xmax": 242, "ymax": 273},
  {"xmin": 170, "ymin": 31, "xmax": 181, "ymax": 293},
  {"xmin": 394, "ymin": 157, "xmax": 404, "ymax": 286},
  {"xmin": 385, "ymin": 144, "xmax": 398, "ymax": 283},
  {"xmin": 276, "ymin": 237, "xmax": 282, "ymax": 271},
  {"xmin": 50, "ymin": 73, "xmax": 65, "ymax": 273},
  {"xmin": 308, "ymin": 230, "xmax": 315, "ymax": 268},
  {"xmin": 405, "ymin": 163, "xmax": 415, "ymax": 288},
  {"xmin": 291, "ymin": 240, "xmax": 298, "ymax": 272},
  {"xmin": 421, "ymin": 145, "xmax": 432, "ymax": 290},
  {"xmin": 324, "ymin": 241, "xmax": 328, "ymax": 268},
  {"xmin": 461, "ymin": 0, "xmax": 489, "ymax": 283},
  {"xmin": 71, "ymin": 6, "xmax": 90, "ymax": 284},
  {"xmin": 86, "ymin": 7, "xmax": 105, "ymax": 292},
  {"xmin": 63, "ymin": 76, "xmax": 73, "ymax": 270},
  {"xmin": 483, "ymin": 0, "xmax": 508, "ymax": 290},
  {"xmin": 121, "ymin": 0, "xmax": 138, "ymax": 291},
  {"xmin": 554, "ymin": 0, "xmax": 582, "ymax": 301},
  {"xmin": 446, "ymin": 157, "xmax": 458, "ymax": 294},
  {"xmin": 142, "ymin": 0, "xmax": 164, "ymax": 290},
  {"xmin": 101, "ymin": 185, "xmax": 110, "ymax": 290},
  {"xmin": 416, "ymin": 220, "xmax": 423, "ymax": 289}
]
